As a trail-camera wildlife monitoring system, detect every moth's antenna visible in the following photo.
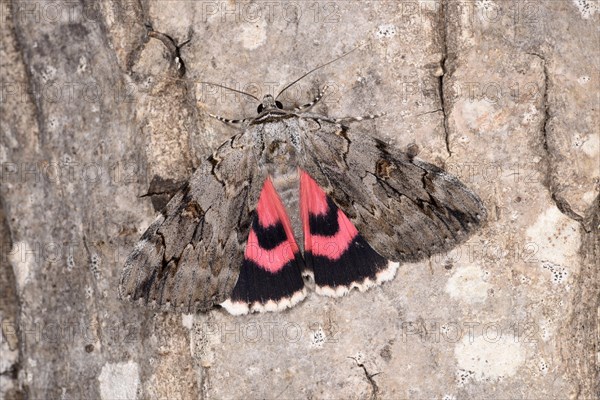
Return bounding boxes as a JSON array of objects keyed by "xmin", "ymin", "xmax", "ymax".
[
  {"xmin": 275, "ymin": 44, "xmax": 364, "ymax": 100},
  {"xmin": 200, "ymin": 82, "xmax": 260, "ymax": 102}
]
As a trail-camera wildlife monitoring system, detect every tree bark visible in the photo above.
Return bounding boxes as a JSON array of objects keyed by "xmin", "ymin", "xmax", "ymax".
[{"xmin": 1, "ymin": 1, "xmax": 598, "ymax": 399}]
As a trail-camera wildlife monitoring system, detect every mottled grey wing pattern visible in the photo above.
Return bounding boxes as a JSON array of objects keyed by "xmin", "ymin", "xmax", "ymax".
[
  {"xmin": 118, "ymin": 132, "xmax": 263, "ymax": 312},
  {"xmin": 298, "ymin": 118, "xmax": 487, "ymax": 262}
]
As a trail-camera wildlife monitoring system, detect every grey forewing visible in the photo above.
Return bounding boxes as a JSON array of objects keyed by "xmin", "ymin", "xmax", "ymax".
[{"xmin": 119, "ymin": 130, "xmax": 263, "ymax": 312}]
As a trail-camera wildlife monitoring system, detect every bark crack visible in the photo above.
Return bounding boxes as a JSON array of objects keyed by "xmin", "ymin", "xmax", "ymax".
[
  {"xmin": 147, "ymin": 26, "xmax": 191, "ymax": 77},
  {"xmin": 416, "ymin": 108, "xmax": 443, "ymax": 117},
  {"xmin": 439, "ymin": 0, "xmax": 452, "ymax": 158},
  {"xmin": 349, "ymin": 356, "xmax": 380, "ymax": 400},
  {"xmin": 527, "ymin": 52, "xmax": 589, "ymax": 231}
]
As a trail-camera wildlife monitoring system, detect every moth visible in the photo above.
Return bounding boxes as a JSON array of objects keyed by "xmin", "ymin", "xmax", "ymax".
[{"xmin": 118, "ymin": 62, "xmax": 487, "ymax": 316}]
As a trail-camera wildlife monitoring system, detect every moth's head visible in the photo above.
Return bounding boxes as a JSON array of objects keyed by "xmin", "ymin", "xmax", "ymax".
[{"xmin": 257, "ymin": 94, "xmax": 283, "ymax": 114}]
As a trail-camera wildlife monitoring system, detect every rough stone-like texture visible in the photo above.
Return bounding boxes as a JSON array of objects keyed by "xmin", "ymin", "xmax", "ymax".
[{"xmin": 1, "ymin": 1, "xmax": 598, "ymax": 399}]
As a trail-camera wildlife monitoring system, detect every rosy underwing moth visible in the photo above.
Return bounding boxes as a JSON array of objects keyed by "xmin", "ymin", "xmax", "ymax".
[{"xmin": 118, "ymin": 57, "xmax": 487, "ymax": 315}]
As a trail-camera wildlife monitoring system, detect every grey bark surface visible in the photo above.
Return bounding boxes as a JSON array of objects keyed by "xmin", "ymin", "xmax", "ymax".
[{"xmin": 1, "ymin": 1, "xmax": 598, "ymax": 399}]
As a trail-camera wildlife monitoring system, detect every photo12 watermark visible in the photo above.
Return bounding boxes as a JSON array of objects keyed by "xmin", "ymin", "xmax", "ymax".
[
  {"xmin": 199, "ymin": 1, "xmax": 341, "ymax": 24},
  {"xmin": 1, "ymin": 157, "xmax": 147, "ymax": 186}
]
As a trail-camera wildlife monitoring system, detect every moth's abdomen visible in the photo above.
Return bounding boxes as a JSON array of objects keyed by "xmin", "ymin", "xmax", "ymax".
[{"xmin": 271, "ymin": 167, "xmax": 304, "ymax": 253}]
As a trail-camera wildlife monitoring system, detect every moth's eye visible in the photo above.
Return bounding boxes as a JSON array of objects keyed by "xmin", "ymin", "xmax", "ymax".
[
  {"xmin": 257, "ymin": 104, "xmax": 264, "ymax": 113},
  {"xmin": 275, "ymin": 101, "xmax": 283, "ymax": 109}
]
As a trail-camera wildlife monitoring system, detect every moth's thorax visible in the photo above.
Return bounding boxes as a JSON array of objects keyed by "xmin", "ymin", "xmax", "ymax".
[{"xmin": 253, "ymin": 119, "xmax": 303, "ymax": 173}]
